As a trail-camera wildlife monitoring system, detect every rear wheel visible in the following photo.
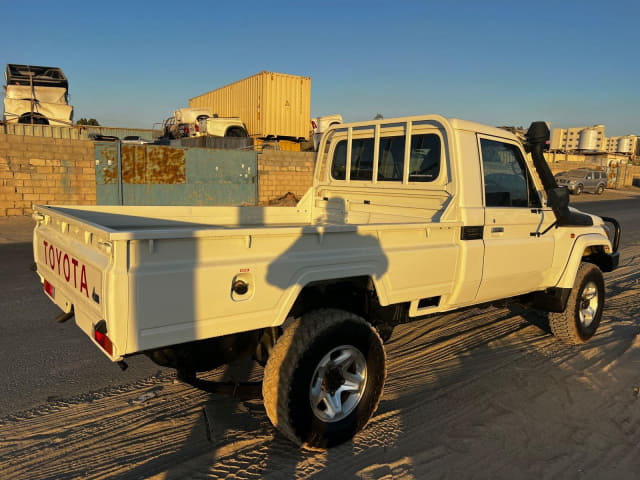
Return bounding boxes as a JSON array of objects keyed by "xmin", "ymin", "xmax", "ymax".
[
  {"xmin": 262, "ymin": 309, "xmax": 386, "ymax": 448},
  {"xmin": 549, "ymin": 263, "xmax": 604, "ymax": 344},
  {"xmin": 596, "ymin": 184, "xmax": 605, "ymax": 195}
]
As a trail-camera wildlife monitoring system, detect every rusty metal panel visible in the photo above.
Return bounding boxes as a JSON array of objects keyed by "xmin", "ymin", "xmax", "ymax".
[
  {"xmin": 95, "ymin": 144, "xmax": 257, "ymax": 206},
  {"xmin": 189, "ymin": 71, "xmax": 311, "ymax": 140},
  {"xmin": 121, "ymin": 145, "xmax": 186, "ymax": 184}
]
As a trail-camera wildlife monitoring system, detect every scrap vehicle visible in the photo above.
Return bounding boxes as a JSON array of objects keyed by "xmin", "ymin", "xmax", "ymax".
[
  {"xmin": 3, "ymin": 63, "xmax": 73, "ymax": 126},
  {"xmin": 311, "ymin": 113, "xmax": 343, "ymax": 150},
  {"xmin": 162, "ymin": 107, "xmax": 247, "ymax": 139},
  {"xmin": 32, "ymin": 115, "xmax": 620, "ymax": 448}
]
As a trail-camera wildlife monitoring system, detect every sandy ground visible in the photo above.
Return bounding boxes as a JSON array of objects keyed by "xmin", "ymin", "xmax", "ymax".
[{"xmin": 1, "ymin": 196, "xmax": 639, "ymax": 479}]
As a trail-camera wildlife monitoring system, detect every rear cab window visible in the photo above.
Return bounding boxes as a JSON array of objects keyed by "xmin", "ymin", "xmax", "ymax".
[{"xmin": 330, "ymin": 129, "xmax": 442, "ymax": 184}]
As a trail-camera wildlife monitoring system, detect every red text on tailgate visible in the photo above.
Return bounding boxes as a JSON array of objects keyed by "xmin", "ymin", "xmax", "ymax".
[{"xmin": 42, "ymin": 240, "xmax": 90, "ymax": 298}]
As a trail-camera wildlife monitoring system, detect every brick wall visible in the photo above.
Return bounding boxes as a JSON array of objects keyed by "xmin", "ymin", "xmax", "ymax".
[
  {"xmin": 548, "ymin": 161, "xmax": 588, "ymax": 175},
  {"xmin": 257, "ymin": 150, "xmax": 315, "ymax": 204},
  {"xmin": 0, "ymin": 134, "xmax": 96, "ymax": 216}
]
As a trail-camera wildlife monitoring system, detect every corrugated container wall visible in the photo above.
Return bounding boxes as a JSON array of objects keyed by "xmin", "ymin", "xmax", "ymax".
[{"xmin": 189, "ymin": 71, "xmax": 311, "ymax": 140}]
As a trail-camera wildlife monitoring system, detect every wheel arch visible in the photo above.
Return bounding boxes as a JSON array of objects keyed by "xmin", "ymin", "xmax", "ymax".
[
  {"xmin": 224, "ymin": 125, "xmax": 248, "ymax": 137},
  {"xmin": 277, "ymin": 275, "xmax": 382, "ymax": 325},
  {"xmin": 555, "ymin": 233, "xmax": 611, "ymax": 289}
]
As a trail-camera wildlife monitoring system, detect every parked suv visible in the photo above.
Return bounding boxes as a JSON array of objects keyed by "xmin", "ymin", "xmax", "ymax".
[{"xmin": 555, "ymin": 168, "xmax": 607, "ymax": 195}]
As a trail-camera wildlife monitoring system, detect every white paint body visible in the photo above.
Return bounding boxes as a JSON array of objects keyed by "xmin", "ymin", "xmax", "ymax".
[{"xmin": 32, "ymin": 115, "xmax": 613, "ymax": 361}]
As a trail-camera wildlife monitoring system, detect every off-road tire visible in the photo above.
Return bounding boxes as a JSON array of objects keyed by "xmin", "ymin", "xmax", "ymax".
[
  {"xmin": 262, "ymin": 309, "xmax": 386, "ymax": 449},
  {"xmin": 549, "ymin": 263, "xmax": 605, "ymax": 344}
]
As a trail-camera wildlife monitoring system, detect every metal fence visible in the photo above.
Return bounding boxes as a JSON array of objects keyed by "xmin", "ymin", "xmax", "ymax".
[
  {"xmin": 1, "ymin": 121, "xmax": 162, "ymax": 141},
  {"xmin": 2, "ymin": 122, "xmax": 84, "ymax": 139},
  {"xmin": 94, "ymin": 142, "xmax": 258, "ymax": 206},
  {"xmin": 177, "ymin": 136, "xmax": 254, "ymax": 150}
]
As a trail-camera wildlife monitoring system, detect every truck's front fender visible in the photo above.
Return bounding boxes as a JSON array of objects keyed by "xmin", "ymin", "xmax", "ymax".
[{"xmin": 555, "ymin": 233, "xmax": 613, "ymax": 289}]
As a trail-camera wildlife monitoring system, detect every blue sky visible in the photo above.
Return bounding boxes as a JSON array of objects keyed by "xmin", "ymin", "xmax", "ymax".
[{"xmin": 2, "ymin": 0, "xmax": 639, "ymax": 136}]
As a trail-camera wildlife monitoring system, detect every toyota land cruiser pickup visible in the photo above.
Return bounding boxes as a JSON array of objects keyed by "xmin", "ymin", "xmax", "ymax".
[{"xmin": 32, "ymin": 115, "xmax": 620, "ymax": 448}]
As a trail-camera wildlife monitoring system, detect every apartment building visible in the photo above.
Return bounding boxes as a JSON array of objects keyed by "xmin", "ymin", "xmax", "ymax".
[
  {"xmin": 551, "ymin": 124, "xmax": 639, "ymax": 156},
  {"xmin": 550, "ymin": 125, "xmax": 606, "ymax": 152},
  {"xmin": 604, "ymin": 135, "xmax": 640, "ymax": 155}
]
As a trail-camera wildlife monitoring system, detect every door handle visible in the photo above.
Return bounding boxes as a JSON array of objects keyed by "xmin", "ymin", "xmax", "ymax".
[{"xmin": 491, "ymin": 227, "xmax": 504, "ymax": 233}]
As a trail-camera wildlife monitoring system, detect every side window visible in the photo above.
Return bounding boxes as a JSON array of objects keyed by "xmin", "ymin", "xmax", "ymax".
[
  {"xmin": 481, "ymin": 138, "xmax": 541, "ymax": 208},
  {"xmin": 350, "ymin": 138, "xmax": 374, "ymax": 181},
  {"xmin": 409, "ymin": 134, "xmax": 441, "ymax": 182},
  {"xmin": 378, "ymin": 136, "xmax": 405, "ymax": 181},
  {"xmin": 331, "ymin": 140, "xmax": 347, "ymax": 180}
]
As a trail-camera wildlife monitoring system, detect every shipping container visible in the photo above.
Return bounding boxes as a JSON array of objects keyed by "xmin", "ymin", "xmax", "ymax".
[{"xmin": 189, "ymin": 71, "xmax": 311, "ymax": 140}]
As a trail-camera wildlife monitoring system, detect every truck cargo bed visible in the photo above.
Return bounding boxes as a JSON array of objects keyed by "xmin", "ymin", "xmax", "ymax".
[{"xmin": 36, "ymin": 204, "xmax": 314, "ymax": 239}]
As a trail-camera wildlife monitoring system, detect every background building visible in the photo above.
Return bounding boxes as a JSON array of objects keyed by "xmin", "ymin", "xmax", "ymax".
[
  {"xmin": 604, "ymin": 135, "xmax": 639, "ymax": 155},
  {"xmin": 550, "ymin": 125, "xmax": 606, "ymax": 152}
]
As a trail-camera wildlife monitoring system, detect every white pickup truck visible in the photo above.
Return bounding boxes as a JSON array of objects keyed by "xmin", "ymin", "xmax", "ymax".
[{"xmin": 32, "ymin": 115, "xmax": 620, "ymax": 448}]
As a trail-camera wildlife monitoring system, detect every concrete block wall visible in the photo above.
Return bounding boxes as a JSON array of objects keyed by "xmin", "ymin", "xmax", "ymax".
[
  {"xmin": 257, "ymin": 150, "xmax": 315, "ymax": 204},
  {"xmin": 548, "ymin": 161, "xmax": 588, "ymax": 175},
  {"xmin": 0, "ymin": 134, "xmax": 96, "ymax": 216}
]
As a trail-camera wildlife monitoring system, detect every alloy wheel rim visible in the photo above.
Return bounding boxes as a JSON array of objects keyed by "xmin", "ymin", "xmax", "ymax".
[
  {"xmin": 309, "ymin": 345, "xmax": 367, "ymax": 423},
  {"xmin": 579, "ymin": 281, "xmax": 599, "ymax": 328}
]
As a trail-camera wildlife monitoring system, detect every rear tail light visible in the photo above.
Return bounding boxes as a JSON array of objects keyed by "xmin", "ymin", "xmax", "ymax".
[
  {"xmin": 94, "ymin": 329, "xmax": 113, "ymax": 356},
  {"xmin": 311, "ymin": 120, "xmax": 318, "ymax": 129},
  {"xmin": 44, "ymin": 279, "xmax": 55, "ymax": 298},
  {"xmin": 195, "ymin": 123, "xmax": 200, "ymax": 132}
]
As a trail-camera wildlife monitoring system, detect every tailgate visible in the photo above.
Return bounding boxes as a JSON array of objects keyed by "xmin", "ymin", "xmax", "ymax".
[{"xmin": 33, "ymin": 207, "xmax": 121, "ymax": 359}]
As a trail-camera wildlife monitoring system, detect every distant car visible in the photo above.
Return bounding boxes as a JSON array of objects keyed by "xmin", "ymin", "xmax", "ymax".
[
  {"xmin": 88, "ymin": 134, "xmax": 119, "ymax": 142},
  {"xmin": 311, "ymin": 114, "xmax": 343, "ymax": 150},
  {"xmin": 555, "ymin": 168, "xmax": 607, "ymax": 195},
  {"xmin": 121, "ymin": 135, "xmax": 152, "ymax": 145}
]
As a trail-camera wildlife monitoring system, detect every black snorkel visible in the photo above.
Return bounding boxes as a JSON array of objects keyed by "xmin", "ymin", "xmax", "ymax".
[{"xmin": 524, "ymin": 122, "xmax": 593, "ymax": 227}]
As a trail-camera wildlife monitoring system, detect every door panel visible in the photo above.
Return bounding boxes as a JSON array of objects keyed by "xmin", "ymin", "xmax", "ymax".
[
  {"xmin": 480, "ymin": 207, "xmax": 554, "ymax": 300},
  {"xmin": 475, "ymin": 136, "xmax": 555, "ymax": 302}
]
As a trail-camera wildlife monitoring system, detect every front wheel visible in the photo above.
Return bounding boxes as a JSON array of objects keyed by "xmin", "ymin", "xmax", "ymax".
[
  {"xmin": 573, "ymin": 184, "xmax": 583, "ymax": 195},
  {"xmin": 262, "ymin": 309, "xmax": 386, "ymax": 449},
  {"xmin": 549, "ymin": 263, "xmax": 605, "ymax": 344}
]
